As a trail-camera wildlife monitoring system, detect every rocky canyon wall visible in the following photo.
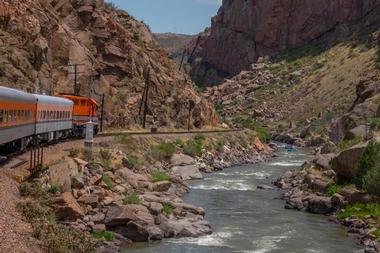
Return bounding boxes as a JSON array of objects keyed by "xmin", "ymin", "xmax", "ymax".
[
  {"xmin": 0, "ymin": 0, "xmax": 217, "ymax": 128},
  {"xmin": 189, "ymin": 0, "xmax": 380, "ymax": 86}
]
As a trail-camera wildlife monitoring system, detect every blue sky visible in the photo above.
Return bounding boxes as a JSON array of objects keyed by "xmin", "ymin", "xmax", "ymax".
[{"xmin": 107, "ymin": 0, "xmax": 221, "ymax": 35}]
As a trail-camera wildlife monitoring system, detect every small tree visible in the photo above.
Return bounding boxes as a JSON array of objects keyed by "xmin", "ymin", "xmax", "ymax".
[{"xmin": 354, "ymin": 141, "xmax": 380, "ymax": 188}]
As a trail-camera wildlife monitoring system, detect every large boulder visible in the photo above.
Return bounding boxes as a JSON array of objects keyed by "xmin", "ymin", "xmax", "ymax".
[
  {"xmin": 105, "ymin": 205, "xmax": 155, "ymax": 227},
  {"xmin": 159, "ymin": 215, "xmax": 212, "ymax": 238},
  {"xmin": 152, "ymin": 181, "xmax": 172, "ymax": 192},
  {"xmin": 51, "ymin": 192, "xmax": 85, "ymax": 221},
  {"xmin": 331, "ymin": 142, "xmax": 367, "ymax": 182},
  {"xmin": 116, "ymin": 168, "xmax": 151, "ymax": 189},
  {"xmin": 115, "ymin": 222, "xmax": 163, "ymax": 242},
  {"xmin": 171, "ymin": 165, "xmax": 202, "ymax": 181},
  {"xmin": 307, "ymin": 196, "xmax": 333, "ymax": 214},
  {"xmin": 170, "ymin": 154, "xmax": 196, "ymax": 166},
  {"xmin": 313, "ymin": 153, "xmax": 335, "ymax": 171}
]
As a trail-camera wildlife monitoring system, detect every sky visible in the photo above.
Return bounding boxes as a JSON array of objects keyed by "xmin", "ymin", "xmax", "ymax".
[{"xmin": 107, "ymin": 0, "xmax": 222, "ymax": 35}]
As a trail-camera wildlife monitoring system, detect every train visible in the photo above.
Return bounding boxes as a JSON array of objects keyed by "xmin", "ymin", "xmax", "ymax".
[{"xmin": 0, "ymin": 86, "xmax": 99, "ymax": 154}]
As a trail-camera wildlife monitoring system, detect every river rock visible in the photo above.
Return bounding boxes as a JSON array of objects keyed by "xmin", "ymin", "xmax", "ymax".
[
  {"xmin": 78, "ymin": 194, "xmax": 99, "ymax": 208},
  {"xmin": 340, "ymin": 188, "xmax": 372, "ymax": 204},
  {"xmin": 171, "ymin": 165, "xmax": 202, "ymax": 181},
  {"xmin": 307, "ymin": 196, "xmax": 333, "ymax": 214},
  {"xmin": 331, "ymin": 142, "xmax": 367, "ymax": 182},
  {"xmin": 51, "ymin": 192, "xmax": 85, "ymax": 221},
  {"xmin": 313, "ymin": 153, "xmax": 335, "ymax": 171},
  {"xmin": 105, "ymin": 204, "xmax": 155, "ymax": 226},
  {"xmin": 331, "ymin": 193, "xmax": 347, "ymax": 208},
  {"xmin": 170, "ymin": 154, "xmax": 196, "ymax": 166},
  {"xmin": 149, "ymin": 202, "xmax": 163, "ymax": 215},
  {"xmin": 285, "ymin": 197, "xmax": 304, "ymax": 210},
  {"xmin": 310, "ymin": 179, "xmax": 328, "ymax": 194},
  {"xmin": 257, "ymin": 185, "xmax": 274, "ymax": 190},
  {"xmin": 116, "ymin": 221, "xmax": 163, "ymax": 242},
  {"xmin": 159, "ymin": 215, "xmax": 212, "ymax": 238},
  {"xmin": 152, "ymin": 181, "xmax": 172, "ymax": 192}
]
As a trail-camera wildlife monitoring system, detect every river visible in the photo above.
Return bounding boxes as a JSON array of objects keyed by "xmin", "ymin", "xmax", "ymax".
[{"xmin": 123, "ymin": 148, "xmax": 361, "ymax": 253}]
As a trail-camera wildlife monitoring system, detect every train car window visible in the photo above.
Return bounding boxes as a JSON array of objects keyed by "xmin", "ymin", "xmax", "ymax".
[{"xmin": 0, "ymin": 110, "xmax": 3, "ymax": 124}]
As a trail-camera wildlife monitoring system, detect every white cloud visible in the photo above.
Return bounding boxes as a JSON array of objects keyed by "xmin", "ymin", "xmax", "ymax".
[{"xmin": 194, "ymin": 0, "xmax": 222, "ymax": 6}]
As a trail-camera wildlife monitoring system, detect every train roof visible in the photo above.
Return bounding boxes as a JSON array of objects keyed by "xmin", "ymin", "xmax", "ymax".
[
  {"xmin": 0, "ymin": 86, "xmax": 37, "ymax": 103},
  {"xmin": 34, "ymin": 94, "xmax": 74, "ymax": 106},
  {"xmin": 58, "ymin": 94, "xmax": 99, "ymax": 107}
]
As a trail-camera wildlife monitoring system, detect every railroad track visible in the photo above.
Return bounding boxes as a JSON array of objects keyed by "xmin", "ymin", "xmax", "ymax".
[
  {"xmin": 97, "ymin": 128, "xmax": 244, "ymax": 137},
  {"xmin": 1, "ymin": 128, "xmax": 244, "ymax": 169}
]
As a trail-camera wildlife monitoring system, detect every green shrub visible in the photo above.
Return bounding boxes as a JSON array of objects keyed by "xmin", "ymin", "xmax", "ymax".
[
  {"xmin": 92, "ymin": 231, "xmax": 114, "ymax": 241},
  {"xmin": 255, "ymin": 128, "xmax": 271, "ymax": 143},
  {"xmin": 354, "ymin": 141, "xmax": 380, "ymax": 188},
  {"xmin": 163, "ymin": 203, "xmax": 173, "ymax": 215},
  {"xmin": 370, "ymin": 117, "xmax": 380, "ymax": 131},
  {"xmin": 124, "ymin": 155, "xmax": 139, "ymax": 169},
  {"xmin": 183, "ymin": 137, "xmax": 204, "ymax": 157},
  {"xmin": 337, "ymin": 136, "xmax": 363, "ymax": 152},
  {"xmin": 45, "ymin": 223, "xmax": 98, "ymax": 253},
  {"xmin": 174, "ymin": 138, "xmax": 184, "ymax": 147},
  {"xmin": 150, "ymin": 170, "xmax": 170, "ymax": 183},
  {"xmin": 102, "ymin": 174, "xmax": 113, "ymax": 189},
  {"xmin": 215, "ymin": 101, "xmax": 223, "ymax": 114},
  {"xmin": 325, "ymin": 184, "xmax": 342, "ymax": 197},
  {"xmin": 81, "ymin": 148, "xmax": 94, "ymax": 162},
  {"xmin": 214, "ymin": 138, "xmax": 225, "ymax": 152},
  {"xmin": 19, "ymin": 182, "xmax": 47, "ymax": 199},
  {"xmin": 337, "ymin": 203, "xmax": 380, "ymax": 220},
  {"xmin": 123, "ymin": 192, "xmax": 141, "ymax": 205},
  {"xmin": 48, "ymin": 183, "xmax": 60, "ymax": 194},
  {"xmin": 362, "ymin": 163, "xmax": 380, "ymax": 196},
  {"xmin": 114, "ymin": 134, "xmax": 135, "ymax": 150},
  {"xmin": 17, "ymin": 201, "xmax": 52, "ymax": 222},
  {"xmin": 99, "ymin": 149, "xmax": 112, "ymax": 161},
  {"xmin": 376, "ymin": 46, "xmax": 380, "ymax": 70},
  {"xmin": 151, "ymin": 142, "xmax": 176, "ymax": 160},
  {"xmin": 68, "ymin": 148, "xmax": 80, "ymax": 158}
]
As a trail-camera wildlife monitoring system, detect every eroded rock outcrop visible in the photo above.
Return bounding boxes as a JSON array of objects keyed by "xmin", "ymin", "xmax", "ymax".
[
  {"xmin": 0, "ymin": 0, "xmax": 217, "ymax": 128},
  {"xmin": 189, "ymin": 0, "xmax": 380, "ymax": 85}
]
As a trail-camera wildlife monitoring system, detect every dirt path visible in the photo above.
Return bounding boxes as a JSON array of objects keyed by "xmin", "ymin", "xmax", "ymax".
[{"xmin": 0, "ymin": 172, "xmax": 42, "ymax": 253}]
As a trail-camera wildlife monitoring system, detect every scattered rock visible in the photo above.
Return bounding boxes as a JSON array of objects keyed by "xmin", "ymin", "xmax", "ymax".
[
  {"xmin": 257, "ymin": 185, "xmax": 274, "ymax": 190},
  {"xmin": 171, "ymin": 165, "xmax": 203, "ymax": 181},
  {"xmin": 152, "ymin": 181, "xmax": 172, "ymax": 192},
  {"xmin": 170, "ymin": 154, "xmax": 196, "ymax": 166},
  {"xmin": 51, "ymin": 192, "xmax": 85, "ymax": 221}
]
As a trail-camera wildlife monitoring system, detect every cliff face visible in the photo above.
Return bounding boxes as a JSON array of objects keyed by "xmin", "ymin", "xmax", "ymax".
[
  {"xmin": 189, "ymin": 0, "xmax": 380, "ymax": 86},
  {"xmin": 0, "ymin": 0, "xmax": 217, "ymax": 128}
]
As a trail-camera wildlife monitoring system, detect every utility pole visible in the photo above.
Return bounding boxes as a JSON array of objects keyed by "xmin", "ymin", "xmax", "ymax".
[
  {"xmin": 100, "ymin": 94, "xmax": 105, "ymax": 133},
  {"xmin": 179, "ymin": 48, "xmax": 186, "ymax": 71},
  {"xmin": 365, "ymin": 115, "xmax": 369, "ymax": 141},
  {"xmin": 68, "ymin": 63, "xmax": 85, "ymax": 95},
  {"xmin": 187, "ymin": 99, "xmax": 195, "ymax": 131},
  {"xmin": 139, "ymin": 67, "xmax": 150, "ymax": 129}
]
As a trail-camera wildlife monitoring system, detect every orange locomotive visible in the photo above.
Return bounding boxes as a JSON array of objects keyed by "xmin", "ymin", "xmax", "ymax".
[
  {"xmin": 56, "ymin": 94, "xmax": 99, "ymax": 136},
  {"xmin": 0, "ymin": 86, "xmax": 99, "ymax": 154}
]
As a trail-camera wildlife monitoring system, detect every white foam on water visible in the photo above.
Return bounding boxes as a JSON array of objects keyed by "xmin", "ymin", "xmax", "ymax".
[
  {"xmin": 268, "ymin": 161, "xmax": 303, "ymax": 167},
  {"xmin": 169, "ymin": 231, "xmax": 233, "ymax": 247},
  {"xmin": 191, "ymin": 182, "xmax": 255, "ymax": 191},
  {"xmin": 249, "ymin": 235, "xmax": 288, "ymax": 252}
]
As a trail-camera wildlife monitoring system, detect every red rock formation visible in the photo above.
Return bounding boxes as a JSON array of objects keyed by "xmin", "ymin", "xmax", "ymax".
[
  {"xmin": 0, "ymin": 0, "xmax": 218, "ymax": 129},
  {"xmin": 189, "ymin": 0, "xmax": 380, "ymax": 85}
]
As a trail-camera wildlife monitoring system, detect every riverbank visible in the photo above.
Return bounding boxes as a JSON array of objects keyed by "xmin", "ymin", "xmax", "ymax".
[
  {"xmin": 11, "ymin": 130, "xmax": 272, "ymax": 253},
  {"xmin": 124, "ymin": 148, "xmax": 361, "ymax": 253},
  {"xmin": 274, "ymin": 145, "xmax": 380, "ymax": 252}
]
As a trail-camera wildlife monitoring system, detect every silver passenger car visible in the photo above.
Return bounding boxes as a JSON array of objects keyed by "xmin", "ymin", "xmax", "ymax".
[
  {"xmin": 33, "ymin": 94, "xmax": 73, "ymax": 141},
  {"xmin": 0, "ymin": 86, "xmax": 37, "ymax": 146}
]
